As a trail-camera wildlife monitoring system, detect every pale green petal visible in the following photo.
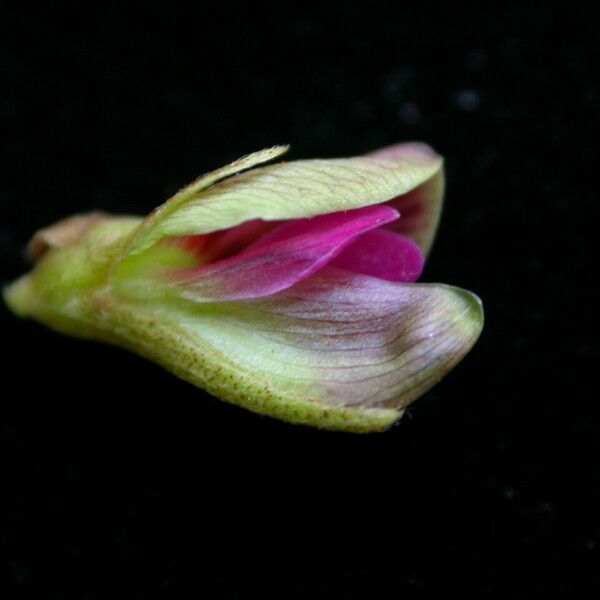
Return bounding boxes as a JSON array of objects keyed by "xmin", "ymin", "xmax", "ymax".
[{"xmin": 123, "ymin": 148, "xmax": 442, "ymax": 257}]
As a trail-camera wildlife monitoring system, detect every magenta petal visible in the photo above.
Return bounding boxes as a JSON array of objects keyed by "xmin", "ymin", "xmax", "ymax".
[
  {"xmin": 331, "ymin": 229, "xmax": 424, "ymax": 282},
  {"xmin": 173, "ymin": 205, "xmax": 399, "ymax": 301}
]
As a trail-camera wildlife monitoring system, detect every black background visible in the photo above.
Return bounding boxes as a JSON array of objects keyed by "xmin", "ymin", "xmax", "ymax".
[{"xmin": 1, "ymin": 3, "xmax": 598, "ymax": 598}]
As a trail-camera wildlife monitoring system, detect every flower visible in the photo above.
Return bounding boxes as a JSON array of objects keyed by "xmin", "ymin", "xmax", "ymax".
[{"xmin": 3, "ymin": 143, "xmax": 483, "ymax": 432}]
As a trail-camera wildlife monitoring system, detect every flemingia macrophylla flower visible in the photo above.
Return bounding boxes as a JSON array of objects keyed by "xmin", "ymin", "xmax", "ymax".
[{"xmin": 3, "ymin": 143, "xmax": 483, "ymax": 433}]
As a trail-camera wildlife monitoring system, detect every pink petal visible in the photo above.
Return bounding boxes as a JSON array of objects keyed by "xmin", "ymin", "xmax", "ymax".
[
  {"xmin": 172, "ymin": 205, "xmax": 399, "ymax": 301},
  {"xmin": 331, "ymin": 229, "xmax": 424, "ymax": 282}
]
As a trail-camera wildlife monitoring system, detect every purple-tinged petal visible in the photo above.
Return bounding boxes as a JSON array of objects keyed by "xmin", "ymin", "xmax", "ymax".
[
  {"xmin": 331, "ymin": 229, "xmax": 425, "ymax": 282},
  {"xmin": 172, "ymin": 205, "xmax": 399, "ymax": 301},
  {"xmin": 166, "ymin": 268, "xmax": 483, "ymax": 430}
]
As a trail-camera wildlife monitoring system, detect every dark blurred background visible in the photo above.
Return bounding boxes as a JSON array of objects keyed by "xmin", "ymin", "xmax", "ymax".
[{"xmin": 1, "ymin": 3, "xmax": 598, "ymax": 598}]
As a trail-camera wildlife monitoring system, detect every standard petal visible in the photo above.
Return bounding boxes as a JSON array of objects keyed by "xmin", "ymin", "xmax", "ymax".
[
  {"xmin": 330, "ymin": 229, "xmax": 424, "ymax": 282},
  {"xmin": 368, "ymin": 143, "xmax": 445, "ymax": 255},
  {"xmin": 171, "ymin": 205, "xmax": 399, "ymax": 301},
  {"xmin": 126, "ymin": 269, "xmax": 482, "ymax": 432},
  {"xmin": 122, "ymin": 146, "xmax": 442, "ymax": 256}
]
